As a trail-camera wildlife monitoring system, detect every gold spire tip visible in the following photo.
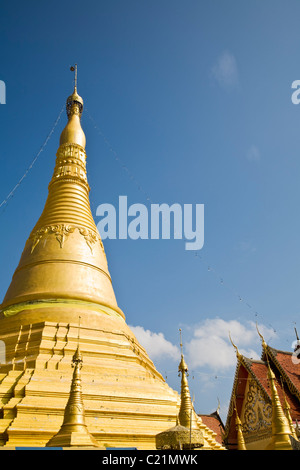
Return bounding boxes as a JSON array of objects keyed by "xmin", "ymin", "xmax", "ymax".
[
  {"xmin": 60, "ymin": 65, "xmax": 85, "ymax": 147},
  {"xmin": 256, "ymin": 322, "xmax": 268, "ymax": 351},
  {"xmin": 70, "ymin": 64, "xmax": 78, "ymax": 91},
  {"xmin": 179, "ymin": 328, "xmax": 183, "ymax": 355},
  {"xmin": 229, "ymin": 331, "xmax": 242, "ymax": 360}
]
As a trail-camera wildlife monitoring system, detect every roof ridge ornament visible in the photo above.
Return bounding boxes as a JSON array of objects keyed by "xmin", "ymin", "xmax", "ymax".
[
  {"xmin": 228, "ymin": 331, "xmax": 242, "ymax": 361},
  {"xmin": 256, "ymin": 322, "xmax": 270, "ymax": 364}
]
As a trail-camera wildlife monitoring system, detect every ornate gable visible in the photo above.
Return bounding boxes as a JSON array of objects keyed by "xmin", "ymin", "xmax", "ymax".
[{"xmin": 224, "ymin": 345, "xmax": 300, "ymax": 450}]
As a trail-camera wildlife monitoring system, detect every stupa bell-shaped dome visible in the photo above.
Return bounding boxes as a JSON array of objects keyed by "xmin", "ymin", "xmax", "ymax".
[{"xmin": 59, "ymin": 88, "xmax": 86, "ymax": 148}]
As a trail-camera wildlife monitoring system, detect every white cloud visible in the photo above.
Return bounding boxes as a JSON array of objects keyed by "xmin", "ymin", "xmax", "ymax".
[
  {"xmin": 247, "ymin": 145, "xmax": 261, "ymax": 162},
  {"xmin": 211, "ymin": 50, "xmax": 239, "ymax": 91},
  {"xmin": 130, "ymin": 325, "xmax": 180, "ymax": 361},
  {"xmin": 130, "ymin": 319, "xmax": 277, "ymax": 375},
  {"xmin": 130, "ymin": 319, "xmax": 277, "ymax": 421},
  {"xmin": 185, "ymin": 318, "xmax": 276, "ymax": 372}
]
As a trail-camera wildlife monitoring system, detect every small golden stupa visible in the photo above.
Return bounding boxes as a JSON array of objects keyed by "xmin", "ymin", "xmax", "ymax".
[
  {"xmin": 156, "ymin": 330, "xmax": 225, "ymax": 450},
  {"xmin": 256, "ymin": 327, "xmax": 293, "ymax": 451},
  {"xmin": 156, "ymin": 349, "xmax": 204, "ymax": 450},
  {"xmin": 46, "ymin": 343, "xmax": 100, "ymax": 448},
  {"xmin": 234, "ymin": 405, "xmax": 246, "ymax": 451}
]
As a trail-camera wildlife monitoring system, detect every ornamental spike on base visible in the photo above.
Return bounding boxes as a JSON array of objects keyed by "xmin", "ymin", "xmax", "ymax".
[{"xmin": 46, "ymin": 345, "xmax": 99, "ymax": 448}]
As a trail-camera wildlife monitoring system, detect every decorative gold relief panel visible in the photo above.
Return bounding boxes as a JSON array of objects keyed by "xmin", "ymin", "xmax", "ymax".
[
  {"xmin": 241, "ymin": 379, "xmax": 272, "ymax": 439},
  {"xmin": 30, "ymin": 224, "xmax": 104, "ymax": 255}
]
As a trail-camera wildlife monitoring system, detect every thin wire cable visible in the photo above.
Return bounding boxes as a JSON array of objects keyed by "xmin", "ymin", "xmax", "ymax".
[
  {"xmin": 0, "ymin": 105, "xmax": 64, "ymax": 212},
  {"xmin": 85, "ymin": 107, "xmax": 273, "ymax": 331},
  {"xmin": 84, "ymin": 107, "xmax": 153, "ymax": 203},
  {"xmin": 83, "ymin": 108, "xmax": 297, "ymax": 348},
  {"xmin": 163, "ymin": 367, "xmax": 275, "ymax": 382}
]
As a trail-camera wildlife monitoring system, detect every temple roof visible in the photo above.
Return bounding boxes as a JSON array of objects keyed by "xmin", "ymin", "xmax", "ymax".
[
  {"xmin": 224, "ymin": 344, "xmax": 300, "ymax": 448},
  {"xmin": 262, "ymin": 346, "xmax": 300, "ymax": 402},
  {"xmin": 199, "ymin": 411, "xmax": 225, "ymax": 446}
]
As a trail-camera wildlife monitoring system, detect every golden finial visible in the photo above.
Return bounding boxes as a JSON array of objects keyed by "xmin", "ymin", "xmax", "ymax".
[
  {"xmin": 46, "ymin": 323, "xmax": 99, "ymax": 447},
  {"xmin": 233, "ymin": 397, "xmax": 246, "ymax": 450},
  {"xmin": 216, "ymin": 397, "xmax": 221, "ymax": 415},
  {"xmin": 256, "ymin": 323, "xmax": 268, "ymax": 351},
  {"xmin": 179, "ymin": 328, "xmax": 185, "ymax": 360},
  {"xmin": 280, "ymin": 376, "xmax": 298, "ymax": 440},
  {"xmin": 70, "ymin": 64, "xmax": 78, "ymax": 92},
  {"xmin": 177, "ymin": 329, "xmax": 200, "ymax": 435},
  {"xmin": 59, "ymin": 64, "xmax": 85, "ymax": 148},
  {"xmin": 229, "ymin": 331, "xmax": 242, "ymax": 361},
  {"xmin": 65, "ymin": 64, "xmax": 83, "ymax": 119},
  {"xmin": 235, "ymin": 414, "xmax": 246, "ymax": 450},
  {"xmin": 178, "ymin": 328, "xmax": 188, "ymax": 376},
  {"xmin": 72, "ymin": 316, "xmax": 82, "ymax": 367},
  {"xmin": 265, "ymin": 363, "xmax": 293, "ymax": 449}
]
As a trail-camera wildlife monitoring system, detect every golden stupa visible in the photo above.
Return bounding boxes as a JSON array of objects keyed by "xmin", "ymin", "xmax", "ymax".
[
  {"xmin": 46, "ymin": 341, "xmax": 101, "ymax": 448},
  {"xmin": 156, "ymin": 331, "xmax": 225, "ymax": 450},
  {"xmin": 0, "ymin": 69, "xmax": 222, "ymax": 449},
  {"xmin": 156, "ymin": 346, "xmax": 204, "ymax": 450}
]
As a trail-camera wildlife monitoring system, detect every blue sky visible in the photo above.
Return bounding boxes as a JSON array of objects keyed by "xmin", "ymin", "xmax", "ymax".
[{"xmin": 1, "ymin": 0, "xmax": 300, "ymax": 420}]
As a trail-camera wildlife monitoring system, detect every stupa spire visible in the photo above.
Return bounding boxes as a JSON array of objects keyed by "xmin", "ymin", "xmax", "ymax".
[
  {"xmin": 234, "ymin": 402, "xmax": 246, "ymax": 451},
  {"xmin": 178, "ymin": 329, "xmax": 198, "ymax": 431},
  {"xmin": 155, "ymin": 330, "xmax": 204, "ymax": 450},
  {"xmin": 46, "ymin": 334, "xmax": 99, "ymax": 448},
  {"xmin": 60, "ymin": 64, "xmax": 85, "ymax": 148},
  {"xmin": 1, "ymin": 68, "xmax": 123, "ymax": 323},
  {"xmin": 281, "ymin": 377, "xmax": 298, "ymax": 440},
  {"xmin": 266, "ymin": 363, "xmax": 293, "ymax": 450}
]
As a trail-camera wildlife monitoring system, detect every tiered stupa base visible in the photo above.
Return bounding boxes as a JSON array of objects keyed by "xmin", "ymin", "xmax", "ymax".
[{"xmin": 0, "ymin": 307, "xmax": 180, "ymax": 449}]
